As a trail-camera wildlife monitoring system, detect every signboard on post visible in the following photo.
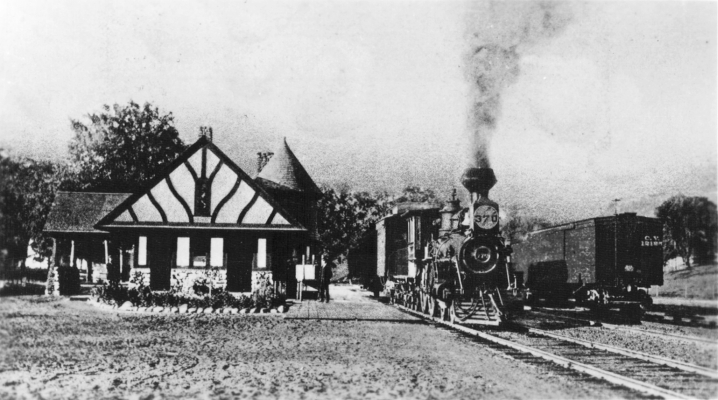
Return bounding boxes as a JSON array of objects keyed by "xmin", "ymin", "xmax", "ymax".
[
  {"xmin": 304, "ymin": 264, "xmax": 316, "ymax": 281},
  {"xmin": 295, "ymin": 264, "xmax": 317, "ymax": 281}
]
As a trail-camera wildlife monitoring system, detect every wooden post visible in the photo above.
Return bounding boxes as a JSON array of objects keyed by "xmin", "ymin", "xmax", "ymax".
[
  {"xmin": 50, "ymin": 238, "xmax": 57, "ymax": 268},
  {"xmin": 45, "ymin": 238, "xmax": 57, "ymax": 296}
]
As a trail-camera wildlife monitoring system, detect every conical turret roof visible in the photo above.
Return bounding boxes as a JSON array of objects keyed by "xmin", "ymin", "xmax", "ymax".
[{"xmin": 257, "ymin": 138, "xmax": 321, "ymax": 195}]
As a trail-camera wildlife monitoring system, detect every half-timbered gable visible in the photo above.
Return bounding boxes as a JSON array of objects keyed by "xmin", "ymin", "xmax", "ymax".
[{"xmin": 98, "ymin": 136, "xmax": 303, "ymax": 231}]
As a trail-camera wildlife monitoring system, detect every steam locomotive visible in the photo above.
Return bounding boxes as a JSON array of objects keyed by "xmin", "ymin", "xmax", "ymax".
[
  {"xmin": 358, "ymin": 168, "xmax": 663, "ymax": 325},
  {"xmin": 389, "ymin": 167, "xmax": 515, "ymax": 326}
]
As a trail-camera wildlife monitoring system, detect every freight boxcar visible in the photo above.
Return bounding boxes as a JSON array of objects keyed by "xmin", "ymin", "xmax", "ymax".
[{"xmin": 511, "ymin": 213, "xmax": 663, "ymax": 313}]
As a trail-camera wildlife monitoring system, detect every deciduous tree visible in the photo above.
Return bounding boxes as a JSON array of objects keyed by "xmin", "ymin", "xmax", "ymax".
[
  {"xmin": 316, "ymin": 187, "xmax": 392, "ymax": 261},
  {"xmin": 63, "ymin": 101, "xmax": 187, "ymax": 192},
  {"xmin": 0, "ymin": 153, "xmax": 63, "ymax": 268},
  {"xmin": 500, "ymin": 205, "xmax": 552, "ymax": 243},
  {"xmin": 656, "ymin": 195, "xmax": 717, "ymax": 268},
  {"xmin": 316, "ymin": 185, "xmax": 445, "ymax": 262}
]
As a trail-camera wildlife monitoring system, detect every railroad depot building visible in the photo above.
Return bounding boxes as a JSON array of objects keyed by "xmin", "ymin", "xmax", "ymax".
[{"xmin": 43, "ymin": 135, "xmax": 321, "ymax": 297}]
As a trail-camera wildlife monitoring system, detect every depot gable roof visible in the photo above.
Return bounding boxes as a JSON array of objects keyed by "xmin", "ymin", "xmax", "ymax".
[
  {"xmin": 96, "ymin": 136, "xmax": 306, "ymax": 231},
  {"xmin": 44, "ymin": 192, "xmax": 131, "ymax": 233}
]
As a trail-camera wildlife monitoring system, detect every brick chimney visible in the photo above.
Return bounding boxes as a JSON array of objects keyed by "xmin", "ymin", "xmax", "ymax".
[{"xmin": 256, "ymin": 152, "xmax": 274, "ymax": 174}]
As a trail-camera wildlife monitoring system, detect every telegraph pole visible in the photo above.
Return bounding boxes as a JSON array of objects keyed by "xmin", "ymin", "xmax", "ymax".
[{"xmin": 613, "ymin": 198, "xmax": 621, "ymax": 280}]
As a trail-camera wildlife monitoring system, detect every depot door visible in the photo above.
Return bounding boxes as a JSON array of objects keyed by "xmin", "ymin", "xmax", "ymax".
[
  {"xmin": 149, "ymin": 235, "xmax": 173, "ymax": 291},
  {"xmin": 227, "ymin": 237, "xmax": 252, "ymax": 292}
]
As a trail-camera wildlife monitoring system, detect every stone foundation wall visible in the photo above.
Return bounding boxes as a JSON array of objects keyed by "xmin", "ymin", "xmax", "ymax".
[
  {"xmin": 129, "ymin": 268, "xmax": 229, "ymax": 291},
  {"xmin": 45, "ymin": 266, "xmax": 60, "ymax": 296},
  {"xmin": 252, "ymin": 271, "xmax": 273, "ymax": 293}
]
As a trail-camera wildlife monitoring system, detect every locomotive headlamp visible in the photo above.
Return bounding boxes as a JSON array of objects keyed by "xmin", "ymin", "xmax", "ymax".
[{"xmin": 625, "ymin": 265, "xmax": 634, "ymax": 272}]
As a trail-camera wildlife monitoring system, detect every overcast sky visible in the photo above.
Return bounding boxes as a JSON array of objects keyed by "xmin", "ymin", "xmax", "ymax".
[{"xmin": 1, "ymin": 0, "xmax": 716, "ymax": 222}]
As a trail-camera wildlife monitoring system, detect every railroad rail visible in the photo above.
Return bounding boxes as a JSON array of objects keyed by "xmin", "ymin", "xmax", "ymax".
[
  {"xmin": 527, "ymin": 309, "xmax": 717, "ymax": 347},
  {"xmin": 530, "ymin": 305, "xmax": 717, "ymax": 329},
  {"xmin": 393, "ymin": 303, "xmax": 718, "ymax": 400}
]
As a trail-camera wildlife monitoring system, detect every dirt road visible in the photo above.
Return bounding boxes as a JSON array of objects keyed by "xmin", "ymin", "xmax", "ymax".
[{"xmin": 0, "ymin": 292, "xmax": 645, "ymax": 399}]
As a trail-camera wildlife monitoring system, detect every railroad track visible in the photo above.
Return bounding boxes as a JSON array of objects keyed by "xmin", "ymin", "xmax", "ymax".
[
  {"xmin": 527, "ymin": 309, "xmax": 717, "ymax": 346},
  {"xmin": 643, "ymin": 311, "xmax": 717, "ymax": 328},
  {"xmin": 393, "ymin": 303, "xmax": 718, "ymax": 400},
  {"xmin": 530, "ymin": 305, "xmax": 718, "ymax": 330}
]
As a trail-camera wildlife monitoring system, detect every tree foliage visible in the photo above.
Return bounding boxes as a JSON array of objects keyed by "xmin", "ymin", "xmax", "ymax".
[
  {"xmin": 63, "ymin": 101, "xmax": 187, "ymax": 192},
  {"xmin": 393, "ymin": 185, "xmax": 441, "ymax": 205},
  {"xmin": 316, "ymin": 186, "xmax": 392, "ymax": 261},
  {"xmin": 0, "ymin": 154, "xmax": 63, "ymax": 268},
  {"xmin": 656, "ymin": 195, "xmax": 717, "ymax": 267},
  {"xmin": 316, "ymin": 185, "xmax": 448, "ymax": 261},
  {"xmin": 500, "ymin": 205, "xmax": 553, "ymax": 243}
]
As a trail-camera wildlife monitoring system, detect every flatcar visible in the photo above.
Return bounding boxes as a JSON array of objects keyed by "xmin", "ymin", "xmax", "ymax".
[{"xmin": 510, "ymin": 213, "xmax": 663, "ymax": 317}]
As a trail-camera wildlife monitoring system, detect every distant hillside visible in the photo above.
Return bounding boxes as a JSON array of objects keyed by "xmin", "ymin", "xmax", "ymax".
[{"xmin": 655, "ymin": 262, "xmax": 718, "ymax": 300}]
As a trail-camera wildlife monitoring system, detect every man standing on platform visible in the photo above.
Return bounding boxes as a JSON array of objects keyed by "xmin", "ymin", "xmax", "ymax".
[{"xmin": 319, "ymin": 255, "xmax": 334, "ymax": 302}]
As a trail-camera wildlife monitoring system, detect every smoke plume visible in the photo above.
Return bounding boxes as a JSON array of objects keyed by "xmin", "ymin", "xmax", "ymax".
[{"xmin": 465, "ymin": 1, "xmax": 573, "ymax": 168}]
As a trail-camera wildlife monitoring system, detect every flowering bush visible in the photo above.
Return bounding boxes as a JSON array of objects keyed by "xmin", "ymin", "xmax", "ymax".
[{"xmin": 91, "ymin": 270, "xmax": 283, "ymax": 310}]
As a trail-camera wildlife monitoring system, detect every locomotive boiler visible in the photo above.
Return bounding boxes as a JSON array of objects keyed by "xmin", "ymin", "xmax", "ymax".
[{"xmin": 391, "ymin": 167, "xmax": 514, "ymax": 326}]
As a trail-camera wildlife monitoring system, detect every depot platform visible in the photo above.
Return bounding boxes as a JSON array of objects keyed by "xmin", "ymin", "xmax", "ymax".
[{"xmin": 284, "ymin": 284, "xmax": 420, "ymax": 322}]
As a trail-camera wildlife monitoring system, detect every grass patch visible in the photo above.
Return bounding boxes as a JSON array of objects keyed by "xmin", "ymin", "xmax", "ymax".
[{"xmin": 657, "ymin": 262, "xmax": 718, "ymax": 300}]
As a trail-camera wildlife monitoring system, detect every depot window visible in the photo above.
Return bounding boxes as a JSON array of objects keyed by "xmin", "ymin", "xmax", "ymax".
[
  {"xmin": 408, "ymin": 217, "xmax": 416, "ymax": 243},
  {"xmin": 210, "ymin": 238, "xmax": 224, "ymax": 267},
  {"xmin": 176, "ymin": 237, "xmax": 190, "ymax": 267},
  {"xmin": 257, "ymin": 238, "xmax": 267, "ymax": 269},
  {"xmin": 138, "ymin": 236, "xmax": 147, "ymax": 266},
  {"xmin": 176, "ymin": 237, "xmax": 225, "ymax": 268}
]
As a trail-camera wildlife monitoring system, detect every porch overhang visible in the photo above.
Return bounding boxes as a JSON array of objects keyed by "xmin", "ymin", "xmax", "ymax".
[{"xmin": 97, "ymin": 222, "xmax": 307, "ymax": 232}]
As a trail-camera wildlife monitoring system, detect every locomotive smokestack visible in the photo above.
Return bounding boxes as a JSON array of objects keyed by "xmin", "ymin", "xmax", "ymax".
[{"xmin": 461, "ymin": 167, "xmax": 496, "ymax": 199}]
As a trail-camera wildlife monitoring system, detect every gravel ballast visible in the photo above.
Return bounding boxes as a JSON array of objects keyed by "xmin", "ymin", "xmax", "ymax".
[{"xmin": 0, "ymin": 296, "xmax": 651, "ymax": 399}]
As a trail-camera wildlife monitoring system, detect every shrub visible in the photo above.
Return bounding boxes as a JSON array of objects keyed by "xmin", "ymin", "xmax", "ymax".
[
  {"xmin": 91, "ymin": 279, "xmax": 128, "ymax": 305},
  {"xmin": 90, "ymin": 269, "xmax": 287, "ymax": 310},
  {"xmin": 252, "ymin": 272, "xmax": 285, "ymax": 309},
  {"xmin": 210, "ymin": 289, "xmax": 238, "ymax": 309},
  {"xmin": 0, "ymin": 282, "xmax": 46, "ymax": 296},
  {"xmin": 236, "ymin": 294, "xmax": 253, "ymax": 309}
]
